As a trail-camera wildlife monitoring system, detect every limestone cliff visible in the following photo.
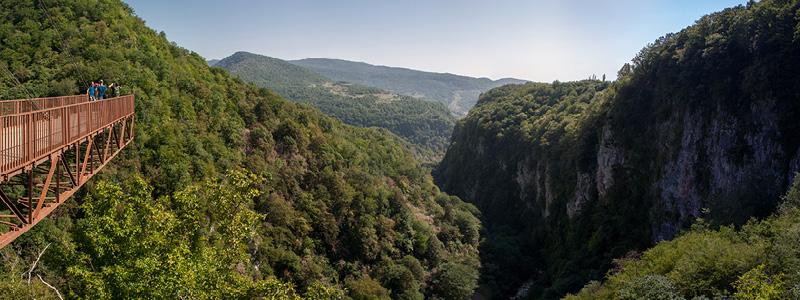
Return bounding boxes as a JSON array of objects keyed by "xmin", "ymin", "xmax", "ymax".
[{"xmin": 607, "ymin": 96, "xmax": 797, "ymax": 242}]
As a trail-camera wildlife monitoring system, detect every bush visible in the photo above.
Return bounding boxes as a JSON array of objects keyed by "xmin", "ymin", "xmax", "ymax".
[
  {"xmin": 430, "ymin": 262, "xmax": 480, "ymax": 300},
  {"xmin": 733, "ymin": 265, "xmax": 785, "ymax": 300},
  {"xmin": 347, "ymin": 276, "xmax": 391, "ymax": 300},
  {"xmin": 618, "ymin": 275, "xmax": 683, "ymax": 300}
]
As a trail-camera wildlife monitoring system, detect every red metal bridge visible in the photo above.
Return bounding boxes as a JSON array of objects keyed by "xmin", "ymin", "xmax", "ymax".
[{"xmin": 0, "ymin": 94, "xmax": 134, "ymax": 248}]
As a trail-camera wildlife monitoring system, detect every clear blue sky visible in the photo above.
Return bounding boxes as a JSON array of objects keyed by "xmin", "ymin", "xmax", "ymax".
[{"xmin": 124, "ymin": 0, "xmax": 749, "ymax": 82}]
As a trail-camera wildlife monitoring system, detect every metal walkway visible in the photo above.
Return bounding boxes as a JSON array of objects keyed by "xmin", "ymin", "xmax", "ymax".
[{"xmin": 0, "ymin": 94, "xmax": 135, "ymax": 248}]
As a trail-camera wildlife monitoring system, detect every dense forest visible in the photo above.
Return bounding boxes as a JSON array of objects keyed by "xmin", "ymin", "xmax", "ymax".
[
  {"xmin": 214, "ymin": 51, "xmax": 456, "ymax": 162},
  {"xmin": 0, "ymin": 0, "xmax": 480, "ymax": 299},
  {"xmin": 434, "ymin": 0, "xmax": 800, "ymax": 299},
  {"xmin": 289, "ymin": 58, "xmax": 527, "ymax": 118}
]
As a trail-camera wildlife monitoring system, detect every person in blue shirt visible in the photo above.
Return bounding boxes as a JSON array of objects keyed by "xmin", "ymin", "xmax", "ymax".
[
  {"xmin": 97, "ymin": 79, "xmax": 107, "ymax": 100},
  {"xmin": 87, "ymin": 81, "xmax": 96, "ymax": 101}
]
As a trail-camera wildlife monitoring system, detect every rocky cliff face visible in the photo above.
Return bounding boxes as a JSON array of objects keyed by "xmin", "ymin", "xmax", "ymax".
[
  {"xmin": 596, "ymin": 124, "xmax": 626, "ymax": 198},
  {"xmin": 455, "ymin": 94, "xmax": 799, "ymax": 240},
  {"xmin": 604, "ymin": 96, "xmax": 797, "ymax": 241}
]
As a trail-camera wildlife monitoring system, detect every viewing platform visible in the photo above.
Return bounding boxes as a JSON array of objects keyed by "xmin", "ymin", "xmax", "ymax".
[{"xmin": 0, "ymin": 94, "xmax": 134, "ymax": 248}]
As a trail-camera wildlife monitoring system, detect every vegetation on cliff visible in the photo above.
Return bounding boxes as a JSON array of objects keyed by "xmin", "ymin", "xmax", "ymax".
[
  {"xmin": 565, "ymin": 175, "xmax": 800, "ymax": 299},
  {"xmin": 435, "ymin": 80, "xmax": 616, "ymax": 299},
  {"xmin": 0, "ymin": 0, "xmax": 480, "ymax": 299}
]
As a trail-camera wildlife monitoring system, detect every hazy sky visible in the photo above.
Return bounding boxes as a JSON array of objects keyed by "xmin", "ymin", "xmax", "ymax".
[{"xmin": 124, "ymin": 0, "xmax": 749, "ymax": 82}]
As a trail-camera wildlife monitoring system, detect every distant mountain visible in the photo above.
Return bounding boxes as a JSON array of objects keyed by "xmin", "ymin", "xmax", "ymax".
[
  {"xmin": 214, "ymin": 52, "xmax": 329, "ymax": 90},
  {"xmin": 289, "ymin": 58, "xmax": 528, "ymax": 117},
  {"xmin": 215, "ymin": 51, "xmax": 456, "ymax": 161},
  {"xmin": 206, "ymin": 59, "xmax": 220, "ymax": 67}
]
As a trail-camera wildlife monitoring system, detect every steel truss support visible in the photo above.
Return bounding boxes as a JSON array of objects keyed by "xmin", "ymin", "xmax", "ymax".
[{"xmin": 0, "ymin": 115, "xmax": 134, "ymax": 248}]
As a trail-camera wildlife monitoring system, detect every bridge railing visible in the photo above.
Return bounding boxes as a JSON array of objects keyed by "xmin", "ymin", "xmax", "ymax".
[
  {"xmin": 0, "ymin": 94, "xmax": 91, "ymax": 116},
  {"xmin": 0, "ymin": 95, "xmax": 134, "ymax": 176}
]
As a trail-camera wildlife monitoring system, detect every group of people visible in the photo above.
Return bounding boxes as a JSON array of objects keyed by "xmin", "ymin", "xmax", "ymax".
[{"xmin": 86, "ymin": 79, "xmax": 121, "ymax": 101}]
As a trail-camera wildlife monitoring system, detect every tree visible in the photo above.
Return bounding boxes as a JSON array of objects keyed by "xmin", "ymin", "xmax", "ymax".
[
  {"xmin": 733, "ymin": 265, "xmax": 785, "ymax": 300},
  {"xmin": 69, "ymin": 171, "xmax": 268, "ymax": 298},
  {"xmin": 618, "ymin": 275, "xmax": 684, "ymax": 300},
  {"xmin": 430, "ymin": 262, "xmax": 479, "ymax": 300},
  {"xmin": 617, "ymin": 63, "xmax": 632, "ymax": 79},
  {"xmin": 347, "ymin": 276, "xmax": 391, "ymax": 300}
]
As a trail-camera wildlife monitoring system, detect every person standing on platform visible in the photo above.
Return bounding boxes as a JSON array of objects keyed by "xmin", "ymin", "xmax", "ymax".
[
  {"xmin": 113, "ymin": 83, "xmax": 120, "ymax": 98},
  {"xmin": 97, "ymin": 79, "xmax": 107, "ymax": 100},
  {"xmin": 87, "ymin": 81, "xmax": 96, "ymax": 101}
]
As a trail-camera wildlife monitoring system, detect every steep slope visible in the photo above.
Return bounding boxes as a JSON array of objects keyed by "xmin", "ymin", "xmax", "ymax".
[
  {"xmin": 215, "ymin": 51, "xmax": 456, "ymax": 159},
  {"xmin": 0, "ymin": 0, "xmax": 480, "ymax": 299},
  {"xmin": 434, "ymin": 0, "xmax": 800, "ymax": 299},
  {"xmin": 289, "ymin": 58, "xmax": 528, "ymax": 117}
]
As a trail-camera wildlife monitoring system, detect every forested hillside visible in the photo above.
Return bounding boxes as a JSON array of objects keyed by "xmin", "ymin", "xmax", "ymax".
[
  {"xmin": 0, "ymin": 0, "xmax": 480, "ymax": 299},
  {"xmin": 214, "ymin": 51, "xmax": 330, "ymax": 90},
  {"xmin": 434, "ymin": 0, "xmax": 800, "ymax": 299},
  {"xmin": 215, "ymin": 51, "xmax": 456, "ymax": 160},
  {"xmin": 289, "ymin": 58, "xmax": 527, "ymax": 118}
]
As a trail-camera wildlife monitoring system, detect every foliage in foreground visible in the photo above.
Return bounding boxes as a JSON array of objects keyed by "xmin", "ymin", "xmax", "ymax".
[
  {"xmin": 1, "ymin": 171, "xmax": 343, "ymax": 299},
  {"xmin": 564, "ymin": 175, "xmax": 800, "ymax": 300}
]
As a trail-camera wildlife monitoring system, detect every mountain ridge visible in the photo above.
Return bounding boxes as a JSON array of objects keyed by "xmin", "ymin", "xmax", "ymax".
[
  {"xmin": 292, "ymin": 57, "xmax": 520, "ymax": 82},
  {"xmin": 289, "ymin": 57, "xmax": 528, "ymax": 117},
  {"xmin": 214, "ymin": 51, "xmax": 331, "ymax": 88},
  {"xmin": 213, "ymin": 51, "xmax": 456, "ymax": 160}
]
